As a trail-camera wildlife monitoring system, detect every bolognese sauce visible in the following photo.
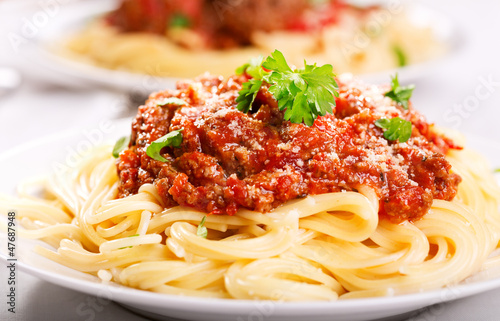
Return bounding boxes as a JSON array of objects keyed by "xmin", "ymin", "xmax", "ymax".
[
  {"xmin": 116, "ymin": 74, "xmax": 461, "ymax": 223},
  {"xmin": 106, "ymin": 0, "xmax": 347, "ymax": 49}
]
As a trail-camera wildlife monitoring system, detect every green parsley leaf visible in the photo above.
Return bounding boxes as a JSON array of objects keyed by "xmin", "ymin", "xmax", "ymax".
[
  {"xmin": 235, "ymin": 63, "xmax": 248, "ymax": 76},
  {"xmin": 375, "ymin": 117, "xmax": 412, "ymax": 143},
  {"xmin": 169, "ymin": 13, "xmax": 190, "ymax": 28},
  {"xmin": 494, "ymin": 168, "xmax": 500, "ymax": 173},
  {"xmin": 384, "ymin": 74, "xmax": 414, "ymax": 110},
  {"xmin": 236, "ymin": 55, "xmax": 268, "ymax": 79},
  {"xmin": 235, "ymin": 49, "xmax": 339, "ymax": 126},
  {"xmin": 146, "ymin": 129, "xmax": 183, "ymax": 162},
  {"xmin": 112, "ymin": 136, "xmax": 130, "ymax": 158},
  {"xmin": 393, "ymin": 45, "xmax": 407, "ymax": 67},
  {"xmin": 235, "ymin": 79, "xmax": 263, "ymax": 113},
  {"xmin": 262, "ymin": 50, "xmax": 293, "ymax": 73},
  {"xmin": 197, "ymin": 216, "xmax": 208, "ymax": 238},
  {"xmin": 157, "ymin": 97, "xmax": 187, "ymax": 107},
  {"xmin": 235, "ymin": 56, "xmax": 270, "ymax": 112}
]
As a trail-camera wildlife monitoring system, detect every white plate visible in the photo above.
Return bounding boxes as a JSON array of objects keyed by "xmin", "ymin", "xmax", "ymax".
[
  {"xmin": 17, "ymin": 0, "xmax": 462, "ymax": 91},
  {"xmin": 1, "ymin": 118, "xmax": 500, "ymax": 321}
]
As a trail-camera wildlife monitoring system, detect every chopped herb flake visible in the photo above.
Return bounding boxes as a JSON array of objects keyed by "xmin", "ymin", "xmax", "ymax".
[
  {"xmin": 375, "ymin": 117, "xmax": 412, "ymax": 143},
  {"xmin": 197, "ymin": 216, "xmax": 208, "ymax": 238},
  {"xmin": 393, "ymin": 45, "xmax": 407, "ymax": 67},
  {"xmin": 384, "ymin": 74, "xmax": 414, "ymax": 110},
  {"xmin": 157, "ymin": 97, "xmax": 187, "ymax": 107},
  {"xmin": 112, "ymin": 136, "xmax": 130, "ymax": 158},
  {"xmin": 146, "ymin": 129, "xmax": 183, "ymax": 162}
]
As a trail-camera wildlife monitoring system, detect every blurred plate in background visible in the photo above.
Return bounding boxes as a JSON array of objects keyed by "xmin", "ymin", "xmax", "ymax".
[{"xmin": 14, "ymin": 0, "xmax": 462, "ymax": 91}]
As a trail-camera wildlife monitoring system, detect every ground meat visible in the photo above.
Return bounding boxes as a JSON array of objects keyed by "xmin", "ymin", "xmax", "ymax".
[
  {"xmin": 116, "ymin": 74, "xmax": 461, "ymax": 223},
  {"xmin": 219, "ymin": 0, "xmax": 310, "ymax": 40},
  {"xmin": 106, "ymin": 0, "xmax": 346, "ymax": 49}
]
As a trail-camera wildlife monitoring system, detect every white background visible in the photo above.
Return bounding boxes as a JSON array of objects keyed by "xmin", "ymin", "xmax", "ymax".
[{"xmin": 1, "ymin": 0, "xmax": 500, "ymax": 320}]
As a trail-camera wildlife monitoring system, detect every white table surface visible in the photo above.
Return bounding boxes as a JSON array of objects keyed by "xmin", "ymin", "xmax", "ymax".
[{"xmin": 1, "ymin": 0, "xmax": 500, "ymax": 320}]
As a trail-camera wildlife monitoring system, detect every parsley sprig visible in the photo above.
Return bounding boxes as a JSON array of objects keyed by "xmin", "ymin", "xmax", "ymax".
[
  {"xmin": 384, "ymin": 74, "xmax": 414, "ymax": 110},
  {"xmin": 236, "ymin": 50, "xmax": 339, "ymax": 126},
  {"xmin": 146, "ymin": 129, "xmax": 184, "ymax": 162},
  {"xmin": 375, "ymin": 117, "xmax": 412, "ymax": 143}
]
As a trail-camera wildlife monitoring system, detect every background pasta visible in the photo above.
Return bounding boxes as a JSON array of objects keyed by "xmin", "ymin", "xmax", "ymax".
[{"xmin": 59, "ymin": 5, "xmax": 445, "ymax": 78}]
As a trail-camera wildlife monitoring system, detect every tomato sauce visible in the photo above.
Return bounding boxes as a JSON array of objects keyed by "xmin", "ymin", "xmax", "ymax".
[
  {"xmin": 116, "ymin": 74, "xmax": 461, "ymax": 223},
  {"xmin": 106, "ymin": 0, "xmax": 347, "ymax": 49}
]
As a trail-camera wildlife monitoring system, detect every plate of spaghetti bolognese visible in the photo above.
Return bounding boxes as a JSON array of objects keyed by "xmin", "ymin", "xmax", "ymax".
[{"xmin": 1, "ymin": 54, "xmax": 500, "ymax": 320}]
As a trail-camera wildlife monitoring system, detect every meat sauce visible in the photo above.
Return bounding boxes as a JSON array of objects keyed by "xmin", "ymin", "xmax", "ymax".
[
  {"xmin": 106, "ymin": 0, "xmax": 347, "ymax": 49},
  {"xmin": 117, "ymin": 74, "xmax": 461, "ymax": 223}
]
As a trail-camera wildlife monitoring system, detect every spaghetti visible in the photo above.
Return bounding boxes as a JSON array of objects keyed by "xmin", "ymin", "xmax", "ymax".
[{"xmin": 2, "ymin": 145, "xmax": 500, "ymax": 300}]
